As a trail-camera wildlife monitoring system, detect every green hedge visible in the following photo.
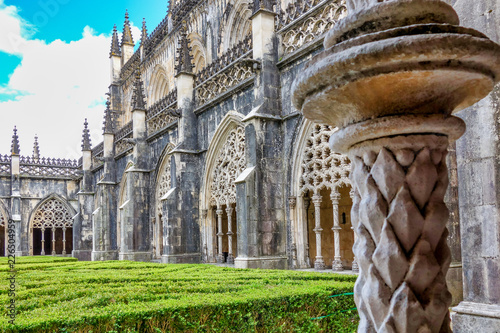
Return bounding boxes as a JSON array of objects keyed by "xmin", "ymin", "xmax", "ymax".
[{"xmin": 0, "ymin": 258, "xmax": 358, "ymax": 332}]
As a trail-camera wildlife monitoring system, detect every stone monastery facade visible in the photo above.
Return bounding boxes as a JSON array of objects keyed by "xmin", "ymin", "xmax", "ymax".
[{"xmin": 1, "ymin": 0, "xmax": 500, "ymax": 329}]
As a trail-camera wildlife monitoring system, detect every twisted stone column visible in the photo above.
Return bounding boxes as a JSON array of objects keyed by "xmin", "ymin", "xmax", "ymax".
[
  {"xmin": 216, "ymin": 208, "xmax": 224, "ymax": 263},
  {"xmin": 350, "ymin": 189, "xmax": 359, "ymax": 273},
  {"xmin": 331, "ymin": 192, "xmax": 344, "ymax": 271},
  {"xmin": 226, "ymin": 206, "xmax": 234, "ymax": 264},
  {"xmin": 312, "ymin": 194, "xmax": 325, "ymax": 270},
  {"xmin": 348, "ymin": 128, "xmax": 458, "ymax": 332}
]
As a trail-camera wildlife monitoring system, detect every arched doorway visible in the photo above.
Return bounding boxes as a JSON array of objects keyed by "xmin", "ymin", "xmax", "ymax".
[
  {"xmin": 201, "ymin": 112, "xmax": 246, "ymax": 264},
  {"xmin": 154, "ymin": 144, "xmax": 174, "ymax": 259},
  {"xmin": 31, "ymin": 197, "xmax": 74, "ymax": 256},
  {"xmin": 290, "ymin": 122, "xmax": 357, "ymax": 270}
]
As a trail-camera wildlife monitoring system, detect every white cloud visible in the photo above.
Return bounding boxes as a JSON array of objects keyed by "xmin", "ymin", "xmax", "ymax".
[{"xmin": 0, "ymin": 1, "xmax": 142, "ymax": 159}]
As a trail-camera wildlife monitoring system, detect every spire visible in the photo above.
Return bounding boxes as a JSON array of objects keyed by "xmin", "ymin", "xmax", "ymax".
[
  {"xmin": 132, "ymin": 68, "xmax": 147, "ymax": 110},
  {"xmin": 33, "ymin": 135, "xmax": 40, "ymax": 160},
  {"xmin": 122, "ymin": 10, "xmax": 135, "ymax": 46},
  {"xmin": 11, "ymin": 126, "xmax": 19, "ymax": 156},
  {"xmin": 103, "ymin": 98, "xmax": 115, "ymax": 134},
  {"xmin": 110, "ymin": 24, "xmax": 121, "ymax": 57},
  {"xmin": 141, "ymin": 18, "xmax": 148, "ymax": 45},
  {"xmin": 82, "ymin": 119, "xmax": 92, "ymax": 151},
  {"xmin": 175, "ymin": 25, "xmax": 194, "ymax": 76}
]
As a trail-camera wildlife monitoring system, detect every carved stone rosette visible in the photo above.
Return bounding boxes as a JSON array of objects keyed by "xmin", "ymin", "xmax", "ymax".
[{"xmin": 292, "ymin": 0, "xmax": 500, "ymax": 331}]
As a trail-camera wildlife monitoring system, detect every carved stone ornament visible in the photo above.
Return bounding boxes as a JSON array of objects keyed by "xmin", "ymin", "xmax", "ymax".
[
  {"xmin": 32, "ymin": 198, "xmax": 74, "ymax": 229},
  {"xmin": 292, "ymin": 0, "xmax": 500, "ymax": 332}
]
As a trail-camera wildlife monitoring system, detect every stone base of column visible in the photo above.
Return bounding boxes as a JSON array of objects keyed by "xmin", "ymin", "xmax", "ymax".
[
  {"xmin": 452, "ymin": 302, "xmax": 500, "ymax": 332},
  {"xmin": 227, "ymin": 254, "xmax": 235, "ymax": 265},
  {"xmin": 331, "ymin": 259, "xmax": 344, "ymax": 271},
  {"xmin": 91, "ymin": 250, "xmax": 119, "ymax": 261},
  {"xmin": 161, "ymin": 253, "xmax": 201, "ymax": 264},
  {"xmin": 15, "ymin": 251, "xmax": 27, "ymax": 257},
  {"xmin": 234, "ymin": 256, "xmax": 287, "ymax": 269},
  {"xmin": 72, "ymin": 250, "xmax": 92, "ymax": 261},
  {"xmin": 314, "ymin": 258, "xmax": 325, "ymax": 270},
  {"xmin": 217, "ymin": 254, "xmax": 225, "ymax": 263},
  {"xmin": 119, "ymin": 251, "xmax": 152, "ymax": 262},
  {"xmin": 351, "ymin": 260, "xmax": 359, "ymax": 273}
]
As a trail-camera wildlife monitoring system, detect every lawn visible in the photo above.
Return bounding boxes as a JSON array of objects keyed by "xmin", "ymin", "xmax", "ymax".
[{"xmin": 0, "ymin": 257, "xmax": 358, "ymax": 332}]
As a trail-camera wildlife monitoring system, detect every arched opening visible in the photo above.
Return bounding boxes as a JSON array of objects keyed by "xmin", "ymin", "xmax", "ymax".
[
  {"xmin": 220, "ymin": 0, "xmax": 253, "ymax": 54},
  {"xmin": 201, "ymin": 112, "xmax": 246, "ymax": 264},
  {"xmin": 149, "ymin": 65, "xmax": 169, "ymax": 105},
  {"xmin": 189, "ymin": 33, "xmax": 207, "ymax": 73},
  {"xmin": 290, "ymin": 121, "xmax": 356, "ymax": 270},
  {"xmin": 31, "ymin": 197, "xmax": 74, "ymax": 256},
  {"xmin": 154, "ymin": 144, "xmax": 174, "ymax": 260}
]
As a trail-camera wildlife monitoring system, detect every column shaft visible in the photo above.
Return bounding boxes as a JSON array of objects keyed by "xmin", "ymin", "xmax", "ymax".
[
  {"xmin": 331, "ymin": 192, "xmax": 343, "ymax": 271},
  {"xmin": 312, "ymin": 194, "xmax": 324, "ymax": 270},
  {"xmin": 216, "ymin": 208, "xmax": 224, "ymax": 263},
  {"xmin": 41, "ymin": 227, "xmax": 45, "ymax": 255},
  {"xmin": 51, "ymin": 227, "xmax": 56, "ymax": 255},
  {"xmin": 62, "ymin": 226, "xmax": 66, "ymax": 255},
  {"xmin": 226, "ymin": 206, "xmax": 234, "ymax": 264}
]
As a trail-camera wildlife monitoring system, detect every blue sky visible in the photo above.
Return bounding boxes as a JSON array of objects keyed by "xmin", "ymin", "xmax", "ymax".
[{"xmin": 0, "ymin": 0, "xmax": 167, "ymax": 158}]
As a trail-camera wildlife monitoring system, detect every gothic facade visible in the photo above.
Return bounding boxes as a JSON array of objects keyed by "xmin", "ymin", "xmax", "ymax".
[{"xmin": 3, "ymin": 1, "xmax": 500, "ymax": 327}]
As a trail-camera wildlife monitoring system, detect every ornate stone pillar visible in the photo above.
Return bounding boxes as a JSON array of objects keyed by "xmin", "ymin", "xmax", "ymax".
[
  {"xmin": 303, "ymin": 195, "xmax": 311, "ymax": 267},
  {"xmin": 40, "ymin": 226, "xmax": 45, "ymax": 256},
  {"xmin": 62, "ymin": 226, "xmax": 67, "ymax": 255},
  {"xmin": 201, "ymin": 209, "xmax": 208, "ymax": 263},
  {"xmin": 289, "ymin": 197, "xmax": 297, "ymax": 268},
  {"xmin": 226, "ymin": 206, "xmax": 234, "ymax": 264},
  {"xmin": 312, "ymin": 194, "xmax": 324, "ymax": 270},
  {"xmin": 350, "ymin": 189, "xmax": 359, "ymax": 273},
  {"xmin": 331, "ymin": 192, "xmax": 343, "ymax": 271},
  {"xmin": 216, "ymin": 208, "xmax": 224, "ymax": 263},
  {"xmin": 292, "ymin": 0, "xmax": 500, "ymax": 331},
  {"xmin": 51, "ymin": 227, "xmax": 56, "ymax": 255}
]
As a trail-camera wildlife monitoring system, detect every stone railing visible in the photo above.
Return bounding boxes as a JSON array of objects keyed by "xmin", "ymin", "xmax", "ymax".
[
  {"xmin": 0, "ymin": 154, "xmax": 11, "ymax": 175},
  {"xmin": 277, "ymin": 0, "xmax": 347, "ymax": 56},
  {"xmin": 19, "ymin": 156, "xmax": 80, "ymax": 178},
  {"xmin": 120, "ymin": 51, "xmax": 141, "ymax": 81},
  {"xmin": 144, "ymin": 17, "xmax": 169, "ymax": 57},
  {"xmin": 115, "ymin": 121, "xmax": 134, "ymax": 156},
  {"xmin": 146, "ymin": 89, "xmax": 179, "ymax": 135},
  {"xmin": 170, "ymin": 0, "xmax": 203, "ymax": 28},
  {"xmin": 195, "ymin": 36, "xmax": 254, "ymax": 108}
]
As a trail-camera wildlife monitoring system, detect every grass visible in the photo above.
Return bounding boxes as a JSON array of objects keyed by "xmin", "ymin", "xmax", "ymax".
[{"xmin": 0, "ymin": 256, "xmax": 358, "ymax": 332}]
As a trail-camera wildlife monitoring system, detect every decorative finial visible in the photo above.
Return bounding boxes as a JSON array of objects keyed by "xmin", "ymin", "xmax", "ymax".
[
  {"xmin": 110, "ymin": 24, "xmax": 121, "ymax": 56},
  {"xmin": 103, "ymin": 98, "xmax": 115, "ymax": 134},
  {"xmin": 11, "ymin": 126, "xmax": 20, "ymax": 156},
  {"xmin": 132, "ymin": 68, "xmax": 147, "ymax": 110},
  {"xmin": 141, "ymin": 18, "xmax": 148, "ymax": 45},
  {"xmin": 81, "ymin": 119, "xmax": 92, "ymax": 151},
  {"xmin": 33, "ymin": 135, "xmax": 40, "ymax": 160},
  {"xmin": 122, "ymin": 9, "xmax": 134, "ymax": 46},
  {"xmin": 175, "ymin": 24, "xmax": 194, "ymax": 75}
]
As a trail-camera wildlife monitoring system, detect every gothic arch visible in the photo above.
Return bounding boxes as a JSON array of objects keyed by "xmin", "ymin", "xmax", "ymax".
[
  {"xmin": 28, "ymin": 194, "xmax": 76, "ymax": 256},
  {"xmin": 289, "ymin": 120, "xmax": 354, "ymax": 270},
  {"xmin": 188, "ymin": 33, "xmax": 207, "ymax": 73},
  {"xmin": 220, "ymin": 0, "xmax": 253, "ymax": 53},
  {"xmin": 117, "ymin": 161, "xmax": 134, "ymax": 253},
  {"xmin": 0, "ymin": 199, "xmax": 9, "ymax": 257},
  {"xmin": 153, "ymin": 143, "xmax": 175, "ymax": 259},
  {"xmin": 149, "ymin": 65, "xmax": 169, "ymax": 105},
  {"xmin": 200, "ymin": 111, "xmax": 245, "ymax": 263}
]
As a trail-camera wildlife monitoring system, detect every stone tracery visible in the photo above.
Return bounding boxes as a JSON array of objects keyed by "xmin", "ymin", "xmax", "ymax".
[
  {"xmin": 32, "ymin": 198, "xmax": 74, "ymax": 256},
  {"xmin": 210, "ymin": 126, "xmax": 246, "ymax": 207},
  {"xmin": 297, "ymin": 123, "xmax": 353, "ymax": 271}
]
